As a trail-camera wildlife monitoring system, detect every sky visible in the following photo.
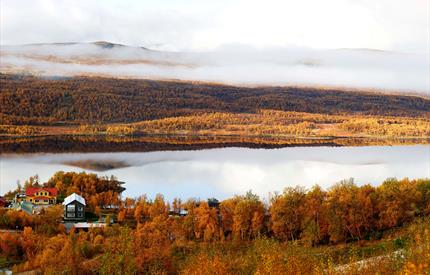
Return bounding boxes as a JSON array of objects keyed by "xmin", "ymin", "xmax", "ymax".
[{"xmin": 1, "ymin": 0, "xmax": 429, "ymax": 53}]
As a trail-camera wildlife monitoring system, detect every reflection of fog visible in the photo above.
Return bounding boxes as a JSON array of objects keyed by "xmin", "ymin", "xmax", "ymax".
[{"xmin": 1, "ymin": 145, "xmax": 429, "ymax": 200}]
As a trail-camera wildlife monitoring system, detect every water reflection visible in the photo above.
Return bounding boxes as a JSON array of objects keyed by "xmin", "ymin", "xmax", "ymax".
[{"xmin": 1, "ymin": 145, "xmax": 429, "ymax": 201}]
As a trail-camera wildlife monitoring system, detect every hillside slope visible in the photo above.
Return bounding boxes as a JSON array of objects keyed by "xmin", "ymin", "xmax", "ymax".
[{"xmin": 1, "ymin": 74, "xmax": 429, "ymax": 126}]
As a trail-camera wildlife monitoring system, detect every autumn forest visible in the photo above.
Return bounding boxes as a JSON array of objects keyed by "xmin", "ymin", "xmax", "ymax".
[
  {"xmin": 1, "ymin": 74, "xmax": 429, "ymax": 274},
  {"xmin": 1, "ymin": 172, "xmax": 430, "ymax": 274},
  {"xmin": 2, "ymin": 0, "xmax": 430, "ymax": 273},
  {"xmin": 1, "ymin": 74, "xmax": 429, "ymax": 141}
]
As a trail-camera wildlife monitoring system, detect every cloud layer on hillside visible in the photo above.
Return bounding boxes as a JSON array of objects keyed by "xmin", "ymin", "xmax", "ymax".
[{"xmin": 1, "ymin": 43, "xmax": 428, "ymax": 93}]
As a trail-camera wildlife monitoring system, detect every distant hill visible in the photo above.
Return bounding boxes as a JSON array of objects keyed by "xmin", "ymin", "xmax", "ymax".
[{"xmin": 1, "ymin": 74, "xmax": 429, "ymax": 126}]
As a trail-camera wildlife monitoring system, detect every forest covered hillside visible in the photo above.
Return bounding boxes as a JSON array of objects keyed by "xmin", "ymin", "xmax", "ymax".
[{"xmin": 1, "ymin": 74, "xmax": 429, "ymax": 127}]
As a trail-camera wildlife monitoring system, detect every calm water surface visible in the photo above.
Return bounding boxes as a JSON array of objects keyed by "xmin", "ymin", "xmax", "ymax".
[{"xmin": 1, "ymin": 145, "xmax": 429, "ymax": 201}]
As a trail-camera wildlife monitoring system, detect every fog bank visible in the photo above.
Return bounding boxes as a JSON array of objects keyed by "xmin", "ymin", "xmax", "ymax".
[{"xmin": 1, "ymin": 42, "xmax": 428, "ymax": 93}]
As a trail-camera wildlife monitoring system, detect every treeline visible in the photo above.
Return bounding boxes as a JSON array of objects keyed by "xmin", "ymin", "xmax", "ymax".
[
  {"xmin": 1, "ymin": 174, "xmax": 430, "ymax": 273},
  {"xmin": 2, "ymin": 135, "xmax": 428, "ymax": 155},
  {"xmin": 2, "ymin": 110, "xmax": 429, "ymax": 138},
  {"xmin": 116, "ymin": 177, "xmax": 430, "ymax": 244},
  {"xmin": 3, "ymin": 175, "xmax": 430, "ymax": 238},
  {"xmin": 0, "ymin": 125, "xmax": 40, "ymax": 136},
  {"xmin": 1, "ymin": 74, "xmax": 429, "ymax": 126},
  {"xmin": 81, "ymin": 110, "xmax": 430, "ymax": 137},
  {"xmin": 3, "ymin": 172, "xmax": 125, "ymax": 213}
]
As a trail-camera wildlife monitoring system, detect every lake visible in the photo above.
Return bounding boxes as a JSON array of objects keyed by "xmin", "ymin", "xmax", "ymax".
[{"xmin": 1, "ymin": 145, "xmax": 429, "ymax": 201}]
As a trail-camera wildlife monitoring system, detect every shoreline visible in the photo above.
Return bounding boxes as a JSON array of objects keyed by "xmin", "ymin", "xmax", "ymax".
[{"xmin": 1, "ymin": 134, "xmax": 429, "ymax": 154}]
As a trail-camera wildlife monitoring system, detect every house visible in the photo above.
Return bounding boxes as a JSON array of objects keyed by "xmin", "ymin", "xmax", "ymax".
[
  {"xmin": 169, "ymin": 209, "xmax": 188, "ymax": 217},
  {"xmin": 195, "ymin": 198, "xmax": 220, "ymax": 209},
  {"xmin": 207, "ymin": 198, "xmax": 220, "ymax": 209},
  {"xmin": 63, "ymin": 193, "xmax": 86, "ymax": 221},
  {"xmin": 26, "ymin": 187, "xmax": 58, "ymax": 205},
  {"xmin": 0, "ymin": 196, "xmax": 7, "ymax": 207},
  {"xmin": 13, "ymin": 193, "xmax": 26, "ymax": 204}
]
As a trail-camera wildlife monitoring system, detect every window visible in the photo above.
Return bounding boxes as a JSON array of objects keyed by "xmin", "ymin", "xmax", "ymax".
[
  {"xmin": 78, "ymin": 212, "xmax": 84, "ymax": 218},
  {"xmin": 67, "ymin": 212, "xmax": 75, "ymax": 218},
  {"xmin": 44, "ymin": 200, "xmax": 48, "ymax": 203},
  {"xmin": 67, "ymin": 205, "xmax": 75, "ymax": 212},
  {"xmin": 35, "ymin": 199, "xmax": 39, "ymax": 203}
]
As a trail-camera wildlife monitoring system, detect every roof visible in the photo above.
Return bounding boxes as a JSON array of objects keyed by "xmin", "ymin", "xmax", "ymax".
[
  {"xmin": 63, "ymin": 193, "xmax": 86, "ymax": 206},
  {"xmin": 26, "ymin": 187, "xmax": 58, "ymax": 197}
]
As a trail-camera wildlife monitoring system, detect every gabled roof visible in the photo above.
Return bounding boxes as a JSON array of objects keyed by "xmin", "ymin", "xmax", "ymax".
[
  {"xmin": 26, "ymin": 187, "xmax": 58, "ymax": 197},
  {"xmin": 63, "ymin": 193, "xmax": 86, "ymax": 206}
]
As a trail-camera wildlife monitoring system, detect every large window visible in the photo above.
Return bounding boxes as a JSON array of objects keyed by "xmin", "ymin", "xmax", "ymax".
[
  {"xmin": 67, "ymin": 212, "xmax": 75, "ymax": 218},
  {"xmin": 67, "ymin": 204, "xmax": 75, "ymax": 212}
]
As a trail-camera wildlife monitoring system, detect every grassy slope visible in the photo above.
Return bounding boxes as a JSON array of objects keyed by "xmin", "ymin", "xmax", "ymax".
[{"xmin": 174, "ymin": 217, "xmax": 430, "ymax": 274}]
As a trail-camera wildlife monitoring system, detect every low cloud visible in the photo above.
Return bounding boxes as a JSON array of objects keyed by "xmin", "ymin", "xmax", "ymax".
[{"xmin": 1, "ymin": 42, "xmax": 428, "ymax": 93}]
